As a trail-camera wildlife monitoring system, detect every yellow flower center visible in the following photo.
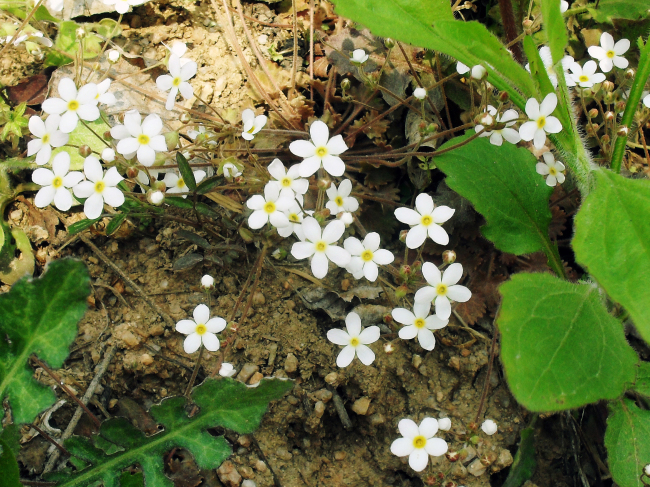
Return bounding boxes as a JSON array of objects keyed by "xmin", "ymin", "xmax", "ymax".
[
  {"xmin": 281, "ymin": 177, "xmax": 292, "ymax": 187},
  {"xmin": 176, "ymin": 178, "xmax": 186, "ymax": 189},
  {"xmin": 536, "ymin": 116, "xmax": 546, "ymax": 129},
  {"xmin": 247, "ymin": 125, "xmax": 256, "ymax": 134},
  {"xmin": 436, "ymin": 283, "xmax": 448, "ymax": 296},
  {"xmin": 195, "ymin": 323, "xmax": 207, "ymax": 335},
  {"xmin": 335, "ymin": 196, "xmax": 344, "ymax": 206},
  {"xmin": 67, "ymin": 100, "xmax": 79, "ymax": 111},
  {"xmin": 414, "ymin": 318, "xmax": 426, "ymax": 329},
  {"xmin": 549, "ymin": 167, "xmax": 558, "ymax": 176},
  {"xmin": 579, "ymin": 75, "xmax": 589, "ymax": 82},
  {"xmin": 349, "ymin": 337, "xmax": 360, "ymax": 347},
  {"xmin": 315, "ymin": 146, "xmax": 328, "ymax": 158},
  {"xmin": 94, "ymin": 181, "xmax": 105, "ymax": 193},
  {"xmin": 412, "ymin": 436, "xmax": 426, "ymax": 449},
  {"xmin": 421, "ymin": 215, "xmax": 433, "ymax": 226},
  {"xmin": 172, "ymin": 77, "xmax": 182, "ymax": 87},
  {"xmin": 264, "ymin": 201, "xmax": 276, "ymax": 214},
  {"xmin": 42, "ymin": 133, "xmax": 50, "ymax": 144},
  {"xmin": 361, "ymin": 250, "xmax": 374, "ymax": 262},
  {"xmin": 138, "ymin": 134, "xmax": 150, "ymax": 145},
  {"xmin": 289, "ymin": 213, "xmax": 299, "ymax": 223},
  {"xmin": 315, "ymin": 241, "xmax": 327, "ymax": 252},
  {"xmin": 52, "ymin": 176, "xmax": 63, "ymax": 188},
  {"xmin": 606, "ymin": 50, "xmax": 615, "ymax": 59}
]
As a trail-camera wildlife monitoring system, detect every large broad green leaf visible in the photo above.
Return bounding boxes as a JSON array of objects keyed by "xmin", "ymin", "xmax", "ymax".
[
  {"xmin": 632, "ymin": 362, "xmax": 650, "ymax": 398},
  {"xmin": 573, "ymin": 170, "xmax": 650, "ymax": 345},
  {"xmin": 51, "ymin": 117, "xmax": 111, "ymax": 170},
  {"xmin": 498, "ymin": 273, "xmax": 637, "ymax": 411},
  {"xmin": 47, "ymin": 378, "xmax": 293, "ymax": 487},
  {"xmin": 605, "ymin": 398, "xmax": 650, "ymax": 487},
  {"xmin": 0, "ymin": 259, "xmax": 90, "ymax": 424},
  {"xmin": 541, "ymin": 0, "xmax": 568, "ymax": 64},
  {"xmin": 434, "ymin": 133, "xmax": 555, "ymax": 256},
  {"xmin": 44, "ymin": 21, "xmax": 103, "ymax": 67},
  {"xmin": 0, "ymin": 424, "xmax": 21, "ymax": 487},
  {"xmin": 587, "ymin": 0, "xmax": 650, "ymax": 23}
]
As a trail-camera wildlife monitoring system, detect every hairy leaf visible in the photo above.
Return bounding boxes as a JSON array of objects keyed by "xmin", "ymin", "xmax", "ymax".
[
  {"xmin": 68, "ymin": 218, "xmax": 100, "ymax": 236},
  {"xmin": 587, "ymin": 0, "xmax": 650, "ymax": 23},
  {"xmin": 0, "ymin": 438, "xmax": 20, "ymax": 487},
  {"xmin": 541, "ymin": 0, "xmax": 568, "ymax": 64},
  {"xmin": 605, "ymin": 398, "xmax": 650, "ymax": 487},
  {"xmin": 434, "ymin": 133, "xmax": 554, "ymax": 255},
  {"xmin": 48, "ymin": 378, "xmax": 292, "ymax": 487},
  {"xmin": 573, "ymin": 170, "xmax": 650, "ymax": 345},
  {"xmin": 0, "ymin": 259, "xmax": 90, "ymax": 424},
  {"xmin": 632, "ymin": 362, "xmax": 650, "ymax": 398},
  {"xmin": 176, "ymin": 153, "xmax": 197, "ymax": 192},
  {"xmin": 498, "ymin": 273, "xmax": 637, "ymax": 411}
]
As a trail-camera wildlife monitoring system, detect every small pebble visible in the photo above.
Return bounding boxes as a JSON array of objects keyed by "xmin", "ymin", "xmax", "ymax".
[
  {"xmin": 334, "ymin": 451, "xmax": 347, "ymax": 461},
  {"xmin": 238, "ymin": 466, "xmax": 255, "ymax": 479},
  {"xmin": 237, "ymin": 364, "xmax": 259, "ymax": 383},
  {"xmin": 324, "ymin": 372, "xmax": 338, "ymax": 385},
  {"xmin": 254, "ymin": 460, "xmax": 267, "ymax": 472},
  {"xmin": 242, "ymin": 481, "xmax": 257, "ymax": 487},
  {"xmin": 313, "ymin": 401, "xmax": 325, "ymax": 418},
  {"xmin": 467, "ymin": 458, "xmax": 487, "ymax": 477},
  {"xmin": 217, "ymin": 460, "xmax": 242, "ymax": 487},
  {"xmin": 351, "ymin": 397, "xmax": 371, "ymax": 415},
  {"xmin": 238, "ymin": 435, "xmax": 251, "ymax": 448},
  {"xmin": 139, "ymin": 353, "xmax": 154, "ymax": 366},
  {"xmin": 249, "ymin": 372, "xmax": 264, "ymax": 385},
  {"xmin": 252, "ymin": 291, "xmax": 266, "ymax": 307},
  {"xmin": 276, "ymin": 448, "xmax": 292, "ymax": 460},
  {"xmin": 284, "ymin": 353, "xmax": 298, "ymax": 373},
  {"xmin": 412, "ymin": 354, "xmax": 422, "ymax": 368},
  {"xmin": 313, "ymin": 389, "xmax": 332, "ymax": 403}
]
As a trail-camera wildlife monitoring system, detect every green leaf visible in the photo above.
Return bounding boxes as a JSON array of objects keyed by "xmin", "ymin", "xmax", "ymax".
[
  {"xmin": 44, "ymin": 21, "xmax": 103, "ymax": 67},
  {"xmin": 434, "ymin": 133, "xmax": 554, "ymax": 255},
  {"xmin": 119, "ymin": 471, "xmax": 144, "ymax": 487},
  {"xmin": 498, "ymin": 273, "xmax": 638, "ymax": 411},
  {"xmin": 68, "ymin": 218, "xmax": 99, "ymax": 236},
  {"xmin": 105, "ymin": 214, "xmax": 127, "ymax": 236},
  {"xmin": 541, "ymin": 0, "xmax": 568, "ymax": 64},
  {"xmin": 3, "ymin": 5, "xmax": 60, "ymax": 22},
  {"xmin": 196, "ymin": 176, "xmax": 222, "ymax": 195},
  {"xmin": 573, "ymin": 170, "xmax": 650, "ymax": 345},
  {"xmin": 522, "ymin": 35, "xmax": 556, "ymax": 98},
  {"xmin": 195, "ymin": 202, "xmax": 219, "ymax": 219},
  {"xmin": 587, "ymin": 0, "xmax": 650, "ymax": 23},
  {"xmin": 502, "ymin": 427, "xmax": 536, "ymax": 487},
  {"xmin": 0, "ymin": 259, "xmax": 90, "ymax": 424},
  {"xmin": 176, "ymin": 152, "xmax": 196, "ymax": 191},
  {"xmin": 51, "ymin": 378, "xmax": 292, "ymax": 487},
  {"xmin": 165, "ymin": 197, "xmax": 193, "ymax": 210},
  {"xmin": 0, "ymin": 219, "xmax": 17, "ymax": 274},
  {"xmin": 605, "ymin": 398, "xmax": 650, "ymax": 487},
  {"xmin": 632, "ymin": 363, "xmax": 650, "ymax": 398},
  {"xmin": 0, "ymin": 438, "xmax": 20, "ymax": 487},
  {"xmin": 51, "ymin": 118, "xmax": 111, "ymax": 170}
]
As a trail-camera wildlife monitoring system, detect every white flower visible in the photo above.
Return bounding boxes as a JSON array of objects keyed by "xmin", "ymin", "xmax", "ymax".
[
  {"xmin": 277, "ymin": 202, "xmax": 309, "ymax": 239},
  {"xmin": 350, "ymin": 49, "xmax": 369, "ymax": 64},
  {"xmin": 291, "ymin": 217, "xmax": 350, "ymax": 278},
  {"xmin": 102, "ymin": 0, "xmax": 145, "ymax": 14},
  {"xmin": 344, "ymin": 233, "xmax": 394, "ymax": 282},
  {"xmin": 519, "ymin": 93, "xmax": 562, "ymax": 149},
  {"xmin": 223, "ymin": 162, "xmax": 241, "ymax": 178},
  {"xmin": 588, "ymin": 32, "xmax": 630, "ymax": 73},
  {"xmin": 326, "ymin": 312, "xmax": 379, "ymax": 367},
  {"xmin": 475, "ymin": 106, "xmax": 520, "ymax": 146},
  {"xmin": 290, "ymin": 121, "xmax": 348, "ymax": 177},
  {"xmin": 42, "ymin": 78, "xmax": 99, "ymax": 133},
  {"xmin": 101, "ymin": 148, "xmax": 115, "ymax": 162},
  {"xmin": 148, "ymin": 190, "xmax": 164, "ymax": 205},
  {"xmin": 156, "ymin": 54, "xmax": 197, "ymax": 110},
  {"xmin": 471, "ymin": 65, "xmax": 487, "ymax": 80},
  {"xmin": 438, "ymin": 418, "xmax": 452, "ymax": 431},
  {"xmin": 525, "ymin": 47, "xmax": 576, "ymax": 88},
  {"xmin": 46, "ymin": 0, "xmax": 63, "ymax": 12},
  {"xmin": 339, "ymin": 211, "xmax": 354, "ymax": 226},
  {"xmin": 27, "ymin": 115, "xmax": 68, "ymax": 165},
  {"xmin": 175, "ymin": 304, "xmax": 226, "ymax": 354},
  {"xmin": 31, "ymin": 152, "xmax": 83, "ymax": 211},
  {"xmin": 413, "ymin": 87, "xmax": 426, "ymax": 100},
  {"xmin": 164, "ymin": 41, "xmax": 193, "ymax": 66},
  {"xmin": 219, "ymin": 362, "xmax": 236, "ymax": 377},
  {"xmin": 326, "ymin": 179, "xmax": 359, "ymax": 215},
  {"xmin": 414, "ymin": 262, "xmax": 472, "ymax": 320},
  {"xmin": 645, "ymin": 93, "xmax": 650, "ymax": 108},
  {"xmin": 392, "ymin": 302, "xmax": 447, "ymax": 351},
  {"xmin": 107, "ymin": 49, "xmax": 120, "ymax": 63},
  {"xmin": 73, "ymin": 156, "xmax": 124, "ymax": 219},
  {"xmin": 201, "ymin": 275, "xmax": 215, "ymax": 288},
  {"xmin": 267, "ymin": 159, "xmax": 308, "ymax": 198},
  {"xmin": 481, "ymin": 419, "xmax": 498, "ymax": 435},
  {"xmin": 560, "ymin": 0, "xmax": 568, "ymax": 12},
  {"xmin": 569, "ymin": 60, "xmax": 606, "ymax": 88},
  {"xmin": 536, "ymin": 152, "xmax": 566, "ymax": 187},
  {"xmin": 390, "ymin": 418, "xmax": 448, "ymax": 472},
  {"xmin": 644, "ymin": 464, "xmax": 650, "ymax": 477},
  {"xmin": 241, "ymin": 109, "xmax": 268, "ymax": 141},
  {"xmin": 394, "ymin": 193, "xmax": 454, "ymax": 249},
  {"xmin": 112, "ymin": 110, "xmax": 167, "ymax": 166},
  {"xmin": 456, "ymin": 62, "xmax": 470, "ymax": 74},
  {"xmin": 95, "ymin": 79, "xmax": 116, "ymax": 106},
  {"xmin": 246, "ymin": 183, "xmax": 294, "ymax": 229},
  {"xmin": 164, "ymin": 170, "xmax": 206, "ymax": 197}
]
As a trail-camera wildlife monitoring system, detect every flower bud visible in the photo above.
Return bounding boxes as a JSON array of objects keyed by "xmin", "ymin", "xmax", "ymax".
[
  {"xmin": 499, "ymin": 91, "xmax": 510, "ymax": 102},
  {"xmin": 180, "ymin": 112, "xmax": 191, "ymax": 124},
  {"xmin": 153, "ymin": 180, "xmax": 167, "ymax": 192},
  {"xmin": 413, "ymin": 87, "xmax": 427, "ymax": 100},
  {"xmin": 79, "ymin": 145, "xmax": 92, "ymax": 157},
  {"xmin": 588, "ymin": 108, "xmax": 599, "ymax": 118},
  {"xmin": 442, "ymin": 250, "xmax": 456, "ymax": 264},
  {"xmin": 601, "ymin": 134, "xmax": 610, "ymax": 144},
  {"xmin": 126, "ymin": 167, "xmax": 139, "ymax": 179},
  {"xmin": 383, "ymin": 342, "xmax": 394, "ymax": 354},
  {"xmin": 444, "ymin": 482, "xmax": 457, "ymax": 487},
  {"xmin": 147, "ymin": 190, "xmax": 164, "ymax": 206},
  {"xmin": 164, "ymin": 131, "xmax": 179, "ymax": 151},
  {"xmin": 317, "ymin": 177, "xmax": 332, "ymax": 190},
  {"xmin": 75, "ymin": 27, "xmax": 86, "ymax": 39},
  {"xmin": 471, "ymin": 65, "xmax": 487, "ymax": 80},
  {"xmin": 399, "ymin": 229, "xmax": 408, "ymax": 243},
  {"xmin": 522, "ymin": 18, "xmax": 533, "ymax": 33},
  {"xmin": 625, "ymin": 68, "xmax": 635, "ymax": 79},
  {"xmin": 602, "ymin": 80, "xmax": 615, "ymax": 92},
  {"xmin": 272, "ymin": 248, "xmax": 287, "ymax": 260},
  {"xmin": 605, "ymin": 111, "xmax": 615, "ymax": 121},
  {"xmin": 618, "ymin": 125, "xmax": 629, "ymax": 137},
  {"xmin": 604, "ymin": 91, "xmax": 616, "ymax": 104},
  {"xmin": 478, "ymin": 112, "xmax": 494, "ymax": 127},
  {"xmin": 341, "ymin": 78, "xmax": 351, "ymax": 91},
  {"xmin": 118, "ymin": 112, "xmax": 125, "ymax": 124},
  {"xmin": 239, "ymin": 226, "xmax": 254, "ymax": 243},
  {"xmin": 154, "ymin": 152, "xmax": 167, "ymax": 166},
  {"xmin": 33, "ymin": 50, "xmax": 45, "ymax": 61},
  {"xmin": 107, "ymin": 49, "xmax": 120, "ymax": 63},
  {"xmin": 383, "ymin": 314, "xmax": 393, "ymax": 324},
  {"xmin": 201, "ymin": 274, "xmax": 215, "ymax": 288},
  {"xmin": 446, "ymin": 451, "xmax": 459, "ymax": 462},
  {"xmin": 395, "ymin": 284, "xmax": 408, "ymax": 299},
  {"xmin": 481, "ymin": 419, "xmax": 498, "ymax": 435},
  {"xmin": 102, "ymin": 148, "xmax": 116, "ymax": 162},
  {"xmin": 438, "ymin": 417, "xmax": 452, "ymax": 431},
  {"xmin": 644, "ymin": 464, "xmax": 650, "ymax": 477},
  {"xmin": 425, "ymin": 123, "xmax": 438, "ymax": 133},
  {"xmin": 400, "ymin": 264, "xmax": 412, "ymax": 276},
  {"xmin": 338, "ymin": 211, "xmax": 354, "ymax": 225},
  {"xmin": 616, "ymin": 101, "xmax": 627, "ymax": 113},
  {"xmin": 480, "ymin": 452, "xmax": 498, "ymax": 466},
  {"xmin": 384, "ymin": 38, "xmax": 395, "ymax": 49}
]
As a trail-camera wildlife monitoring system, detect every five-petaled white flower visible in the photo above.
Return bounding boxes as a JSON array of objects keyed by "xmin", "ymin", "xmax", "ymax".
[
  {"xmin": 164, "ymin": 170, "xmax": 206, "ymax": 197},
  {"xmin": 111, "ymin": 110, "xmax": 167, "ymax": 166},
  {"xmin": 344, "ymin": 233, "xmax": 394, "ymax": 282},
  {"xmin": 350, "ymin": 49, "xmax": 369, "ymax": 64},
  {"xmin": 290, "ymin": 121, "xmax": 348, "ymax": 177},
  {"xmin": 222, "ymin": 162, "xmax": 241, "ymax": 178},
  {"xmin": 394, "ymin": 193, "xmax": 454, "ymax": 249},
  {"xmin": 95, "ymin": 79, "xmax": 117, "ymax": 106},
  {"xmin": 519, "ymin": 93, "xmax": 562, "ymax": 149},
  {"xmin": 246, "ymin": 183, "xmax": 294, "ymax": 230},
  {"xmin": 588, "ymin": 32, "xmax": 630, "ymax": 73},
  {"xmin": 73, "ymin": 156, "xmax": 125, "ymax": 219},
  {"xmin": 27, "ymin": 115, "xmax": 68, "ymax": 165},
  {"xmin": 277, "ymin": 202, "xmax": 310, "ymax": 239},
  {"xmin": 569, "ymin": 60, "xmax": 606, "ymax": 88},
  {"xmin": 475, "ymin": 106, "xmax": 520, "ymax": 146},
  {"xmin": 536, "ymin": 152, "xmax": 566, "ymax": 187},
  {"xmin": 42, "ymin": 78, "xmax": 99, "ymax": 133},
  {"xmin": 241, "ymin": 109, "xmax": 268, "ymax": 141},
  {"xmin": 525, "ymin": 46, "xmax": 576, "ymax": 88},
  {"xmin": 413, "ymin": 87, "xmax": 426, "ymax": 100},
  {"xmin": 156, "ymin": 54, "xmax": 197, "ymax": 110},
  {"xmin": 414, "ymin": 262, "xmax": 472, "ymax": 320},
  {"xmin": 201, "ymin": 274, "xmax": 215, "ymax": 288},
  {"xmin": 392, "ymin": 302, "xmax": 448, "ymax": 351},
  {"xmin": 175, "ymin": 304, "xmax": 226, "ymax": 354},
  {"xmin": 326, "ymin": 179, "xmax": 359, "ymax": 215},
  {"xmin": 390, "ymin": 418, "xmax": 448, "ymax": 472},
  {"xmin": 291, "ymin": 217, "xmax": 350, "ymax": 278},
  {"xmin": 32, "ymin": 152, "xmax": 83, "ymax": 211},
  {"xmin": 267, "ymin": 158, "xmax": 308, "ymax": 199},
  {"xmin": 327, "ymin": 312, "xmax": 379, "ymax": 367},
  {"xmin": 102, "ymin": 0, "xmax": 146, "ymax": 14}
]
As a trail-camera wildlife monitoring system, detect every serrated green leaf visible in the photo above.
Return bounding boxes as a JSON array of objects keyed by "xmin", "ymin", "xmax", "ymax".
[
  {"xmin": 52, "ymin": 378, "xmax": 292, "ymax": 487},
  {"xmin": 51, "ymin": 118, "xmax": 111, "ymax": 170},
  {"xmin": 105, "ymin": 214, "xmax": 127, "ymax": 236},
  {"xmin": 68, "ymin": 218, "xmax": 99, "ymax": 236},
  {"xmin": 176, "ymin": 153, "xmax": 196, "ymax": 191},
  {"xmin": 573, "ymin": 170, "xmax": 650, "ymax": 345},
  {"xmin": 587, "ymin": 0, "xmax": 650, "ymax": 23},
  {"xmin": 541, "ymin": 0, "xmax": 568, "ymax": 64},
  {"xmin": 498, "ymin": 273, "xmax": 637, "ymax": 411},
  {"xmin": 0, "ymin": 424, "xmax": 20, "ymax": 457},
  {"xmin": 605, "ymin": 398, "xmax": 650, "ymax": 487},
  {"xmin": 632, "ymin": 363, "xmax": 650, "ymax": 398},
  {"xmin": 434, "ymin": 133, "xmax": 554, "ymax": 256},
  {"xmin": 0, "ymin": 438, "xmax": 21, "ymax": 487},
  {"xmin": 0, "ymin": 259, "xmax": 90, "ymax": 424}
]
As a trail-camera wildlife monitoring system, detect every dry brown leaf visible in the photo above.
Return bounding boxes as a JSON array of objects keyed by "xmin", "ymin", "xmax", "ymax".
[
  {"xmin": 456, "ymin": 291, "xmax": 487, "ymax": 325},
  {"xmin": 549, "ymin": 206, "xmax": 567, "ymax": 239},
  {"xmin": 6, "ymin": 74, "xmax": 48, "ymax": 105}
]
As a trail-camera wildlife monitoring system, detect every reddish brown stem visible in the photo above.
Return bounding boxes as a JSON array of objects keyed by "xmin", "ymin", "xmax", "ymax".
[{"xmin": 499, "ymin": 0, "xmax": 523, "ymax": 63}]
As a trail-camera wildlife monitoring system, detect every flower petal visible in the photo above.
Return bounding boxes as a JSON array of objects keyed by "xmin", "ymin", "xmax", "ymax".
[
  {"xmin": 405, "ymin": 225, "xmax": 427, "ymax": 249},
  {"xmin": 408, "ymin": 449, "xmax": 429, "ymax": 472},
  {"xmin": 309, "ymin": 120, "xmax": 330, "ymax": 147},
  {"xmin": 73, "ymin": 181, "xmax": 95, "ymax": 198},
  {"xmin": 248, "ymin": 210, "xmax": 268, "ymax": 229},
  {"xmin": 519, "ymin": 121, "xmax": 537, "ymax": 141},
  {"xmin": 59, "ymin": 111, "xmax": 79, "ymax": 133},
  {"xmin": 193, "ymin": 304, "xmax": 210, "ymax": 323},
  {"xmin": 137, "ymin": 145, "xmax": 156, "ymax": 166},
  {"xmin": 42, "ymin": 97, "xmax": 68, "ymax": 115},
  {"xmin": 321, "ymin": 155, "xmax": 345, "ymax": 177},
  {"xmin": 84, "ymin": 156, "xmax": 104, "ymax": 183},
  {"xmin": 415, "ymin": 193, "xmax": 434, "ymax": 215},
  {"xmin": 201, "ymin": 332, "xmax": 220, "ymax": 351},
  {"xmin": 57, "ymin": 77, "xmax": 77, "ymax": 101},
  {"xmin": 290, "ymin": 140, "xmax": 316, "ymax": 158},
  {"xmin": 442, "ymin": 263, "xmax": 463, "ymax": 285},
  {"xmin": 432, "ymin": 205, "xmax": 454, "ymax": 224},
  {"xmin": 425, "ymin": 315, "xmax": 448, "ymax": 330},
  {"xmin": 533, "ymin": 128, "xmax": 547, "ymax": 149},
  {"xmin": 32, "ymin": 167, "xmax": 54, "ymax": 186},
  {"xmin": 359, "ymin": 325, "xmax": 380, "ymax": 344},
  {"xmin": 84, "ymin": 193, "xmax": 105, "ymax": 219},
  {"xmin": 76, "ymin": 104, "xmax": 100, "ymax": 122},
  {"xmin": 425, "ymin": 438, "xmax": 448, "ymax": 457},
  {"xmin": 297, "ymin": 155, "xmax": 321, "ymax": 177},
  {"xmin": 327, "ymin": 328, "xmax": 351, "ymax": 346},
  {"xmin": 325, "ymin": 134, "xmax": 348, "ymax": 155},
  {"xmin": 399, "ymin": 324, "xmax": 418, "ymax": 340},
  {"xmin": 103, "ymin": 167, "xmax": 124, "ymax": 187},
  {"xmin": 427, "ymin": 224, "xmax": 449, "ymax": 246},
  {"xmin": 142, "ymin": 114, "xmax": 163, "ymax": 136},
  {"xmin": 419, "ymin": 418, "xmax": 439, "ymax": 438},
  {"xmin": 322, "ymin": 219, "xmax": 345, "ymax": 244},
  {"xmin": 524, "ymin": 98, "xmax": 540, "ymax": 119},
  {"xmin": 395, "ymin": 207, "xmax": 421, "ymax": 225},
  {"xmin": 373, "ymin": 249, "xmax": 394, "ymax": 265},
  {"xmin": 291, "ymin": 241, "xmax": 316, "ymax": 259},
  {"xmin": 117, "ymin": 137, "xmax": 140, "ymax": 155},
  {"xmin": 336, "ymin": 345, "xmax": 356, "ymax": 367},
  {"xmin": 124, "ymin": 110, "xmax": 143, "ymax": 137},
  {"xmin": 76, "ymin": 83, "xmax": 98, "ymax": 104},
  {"xmin": 398, "ymin": 419, "xmax": 419, "ymax": 439},
  {"xmin": 434, "ymin": 295, "xmax": 452, "ymax": 320},
  {"xmin": 417, "ymin": 328, "xmax": 436, "ymax": 350},
  {"xmin": 421, "ymin": 262, "xmax": 442, "ymax": 285},
  {"xmin": 391, "ymin": 438, "xmax": 415, "ymax": 457},
  {"xmin": 301, "ymin": 216, "xmax": 322, "ymax": 241},
  {"xmin": 392, "ymin": 308, "xmax": 415, "ymax": 326},
  {"xmin": 34, "ymin": 185, "xmax": 56, "ymax": 208},
  {"xmin": 206, "ymin": 317, "xmax": 227, "ymax": 333},
  {"xmin": 183, "ymin": 333, "xmax": 202, "ymax": 354},
  {"xmin": 355, "ymin": 344, "xmax": 375, "ymax": 365},
  {"xmin": 447, "ymin": 285, "xmax": 471, "ymax": 302},
  {"xmin": 102, "ymin": 187, "xmax": 125, "ymax": 208},
  {"xmin": 311, "ymin": 252, "xmax": 330, "ymax": 278},
  {"xmin": 344, "ymin": 236, "xmax": 364, "ymax": 256},
  {"xmin": 176, "ymin": 319, "xmax": 196, "ymax": 335},
  {"xmin": 539, "ymin": 93, "xmax": 557, "ymax": 116},
  {"xmin": 544, "ymin": 116, "xmax": 562, "ymax": 134}
]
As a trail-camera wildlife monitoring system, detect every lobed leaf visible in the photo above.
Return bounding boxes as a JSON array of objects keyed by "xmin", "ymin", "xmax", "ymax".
[
  {"xmin": 573, "ymin": 170, "xmax": 650, "ymax": 345},
  {"xmin": 587, "ymin": 0, "xmax": 650, "ymax": 23},
  {"xmin": 0, "ymin": 259, "xmax": 90, "ymax": 424},
  {"xmin": 498, "ymin": 272, "xmax": 637, "ymax": 411}
]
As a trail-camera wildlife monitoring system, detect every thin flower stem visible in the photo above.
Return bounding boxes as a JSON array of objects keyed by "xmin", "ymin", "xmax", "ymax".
[
  {"xmin": 194, "ymin": 92, "xmax": 226, "ymax": 123},
  {"xmin": 184, "ymin": 345, "xmax": 204, "ymax": 397},
  {"xmin": 79, "ymin": 119, "xmax": 111, "ymax": 148},
  {"xmin": 90, "ymin": 13, "xmax": 123, "ymax": 84},
  {"xmin": 29, "ymin": 424, "xmax": 71, "ymax": 457},
  {"xmin": 639, "ymin": 126, "xmax": 650, "ymax": 166},
  {"xmin": 0, "ymin": 0, "xmax": 45, "ymax": 63},
  {"xmin": 474, "ymin": 304, "xmax": 500, "ymax": 424}
]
